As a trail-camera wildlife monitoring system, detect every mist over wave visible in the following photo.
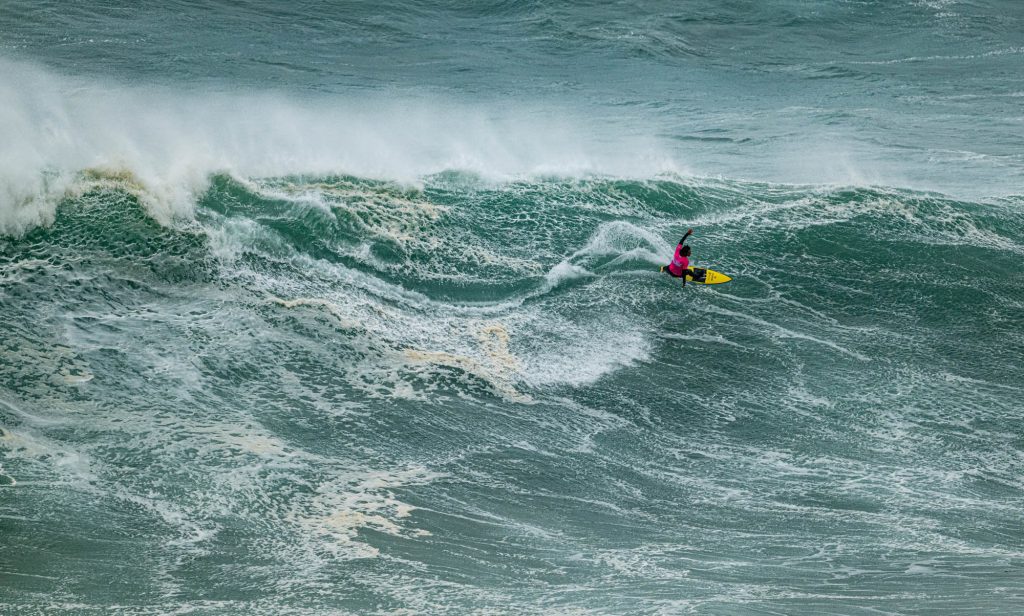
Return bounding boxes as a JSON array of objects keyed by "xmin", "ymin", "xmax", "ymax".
[{"xmin": 0, "ymin": 59, "xmax": 681, "ymax": 235}]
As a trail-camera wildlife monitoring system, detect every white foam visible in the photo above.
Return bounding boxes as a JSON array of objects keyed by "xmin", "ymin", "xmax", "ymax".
[
  {"xmin": 542, "ymin": 261, "xmax": 593, "ymax": 290},
  {"xmin": 285, "ymin": 466, "xmax": 442, "ymax": 561},
  {"xmin": 521, "ymin": 320, "xmax": 651, "ymax": 387},
  {"xmin": 0, "ymin": 58, "xmax": 678, "ymax": 235},
  {"xmin": 569, "ymin": 220, "xmax": 669, "ymax": 264}
]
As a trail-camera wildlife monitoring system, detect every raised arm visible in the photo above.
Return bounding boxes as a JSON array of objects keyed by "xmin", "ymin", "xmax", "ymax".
[{"xmin": 679, "ymin": 228, "xmax": 693, "ymax": 246}]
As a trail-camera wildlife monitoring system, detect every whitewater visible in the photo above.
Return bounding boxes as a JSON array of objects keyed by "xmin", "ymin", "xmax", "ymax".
[{"xmin": 2, "ymin": 1, "xmax": 1023, "ymax": 614}]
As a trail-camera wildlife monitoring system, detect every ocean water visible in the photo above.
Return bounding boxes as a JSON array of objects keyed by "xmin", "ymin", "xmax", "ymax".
[{"xmin": 2, "ymin": 1, "xmax": 1023, "ymax": 614}]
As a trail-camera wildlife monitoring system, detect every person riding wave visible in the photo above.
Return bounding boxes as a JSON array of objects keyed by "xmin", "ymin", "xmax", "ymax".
[{"xmin": 661, "ymin": 228, "xmax": 705, "ymax": 285}]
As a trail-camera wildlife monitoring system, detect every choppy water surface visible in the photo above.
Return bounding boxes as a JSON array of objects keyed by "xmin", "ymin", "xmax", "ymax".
[{"xmin": 2, "ymin": 1, "xmax": 1023, "ymax": 614}]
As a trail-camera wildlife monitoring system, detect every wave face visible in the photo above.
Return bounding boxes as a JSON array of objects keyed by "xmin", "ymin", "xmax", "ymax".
[
  {"xmin": 3, "ymin": 173, "xmax": 1022, "ymax": 613},
  {"xmin": 2, "ymin": 1, "xmax": 1024, "ymax": 614}
]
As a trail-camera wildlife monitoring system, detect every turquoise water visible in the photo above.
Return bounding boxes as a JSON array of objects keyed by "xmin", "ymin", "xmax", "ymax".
[{"xmin": 2, "ymin": 2, "xmax": 1023, "ymax": 614}]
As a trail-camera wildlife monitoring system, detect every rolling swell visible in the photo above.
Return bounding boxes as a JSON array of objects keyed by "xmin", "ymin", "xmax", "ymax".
[{"xmin": 2, "ymin": 169, "xmax": 1022, "ymax": 612}]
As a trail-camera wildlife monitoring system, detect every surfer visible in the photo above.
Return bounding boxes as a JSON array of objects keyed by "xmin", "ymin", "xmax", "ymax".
[{"xmin": 661, "ymin": 228, "xmax": 705, "ymax": 285}]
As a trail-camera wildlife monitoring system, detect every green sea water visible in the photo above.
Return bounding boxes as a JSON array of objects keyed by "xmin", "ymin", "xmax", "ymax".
[{"xmin": 2, "ymin": 1, "xmax": 1023, "ymax": 614}]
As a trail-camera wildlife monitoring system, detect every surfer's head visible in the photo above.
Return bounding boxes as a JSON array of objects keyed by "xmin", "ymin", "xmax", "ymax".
[{"xmin": 680, "ymin": 245, "xmax": 691, "ymax": 257}]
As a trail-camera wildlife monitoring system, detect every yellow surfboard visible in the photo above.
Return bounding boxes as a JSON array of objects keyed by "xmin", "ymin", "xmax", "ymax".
[
  {"xmin": 688, "ymin": 267, "xmax": 732, "ymax": 285},
  {"xmin": 661, "ymin": 266, "xmax": 732, "ymax": 285}
]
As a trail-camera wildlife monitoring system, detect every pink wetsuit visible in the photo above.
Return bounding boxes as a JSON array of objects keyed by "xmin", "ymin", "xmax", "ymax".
[{"xmin": 668, "ymin": 244, "xmax": 689, "ymax": 277}]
